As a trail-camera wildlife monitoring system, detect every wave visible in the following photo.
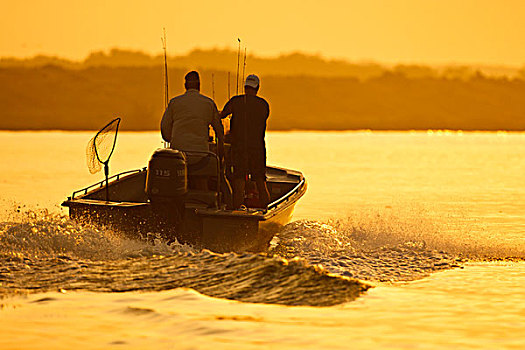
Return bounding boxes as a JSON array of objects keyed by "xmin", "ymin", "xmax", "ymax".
[
  {"xmin": 328, "ymin": 210, "xmax": 525, "ymax": 260},
  {"xmin": 0, "ymin": 210, "xmax": 368, "ymax": 306},
  {"xmin": 0, "ymin": 209, "xmax": 191, "ymax": 261},
  {"xmin": 1, "ymin": 207, "xmax": 521, "ymax": 306},
  {"xmin": 268, "ymin": 208, "xmax": 524, "ymax": 285},
  {"xmin": 270, "ymin": 220, "xmax": 463, "ymax": 282}
]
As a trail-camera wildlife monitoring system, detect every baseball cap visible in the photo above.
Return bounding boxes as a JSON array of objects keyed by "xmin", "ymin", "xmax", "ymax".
[{"xmin": 244, "ymin": 74, "xmax": 260, "ymax": 89}]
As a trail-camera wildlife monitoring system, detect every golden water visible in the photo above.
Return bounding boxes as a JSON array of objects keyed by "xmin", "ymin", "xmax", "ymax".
[{"xmin": 0, "ymin": 131, "xmax": 524, "ymax": 349}]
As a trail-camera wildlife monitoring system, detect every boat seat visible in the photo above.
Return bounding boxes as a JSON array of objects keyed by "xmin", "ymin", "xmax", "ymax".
[{"xmin": 185, "ymin": 152, "xmax": 219, "ymax": 177}]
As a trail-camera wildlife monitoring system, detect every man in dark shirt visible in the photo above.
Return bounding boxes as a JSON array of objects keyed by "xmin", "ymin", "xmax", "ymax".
[{"xmin": 220, "ymin": 74, "xmax": 270, "ymax": 209}]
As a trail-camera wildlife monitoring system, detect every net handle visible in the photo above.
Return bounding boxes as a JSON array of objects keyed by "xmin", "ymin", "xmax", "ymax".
[{"xmin": 94, "ymin": 117, "xmax": 121, "ymax": 164}]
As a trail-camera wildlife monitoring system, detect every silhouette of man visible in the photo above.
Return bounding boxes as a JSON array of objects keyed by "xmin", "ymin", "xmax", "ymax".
[
  {"xmin": 220, "ymin": 74, "xmax": 270, "ymax": 209},
  {"xmin": 161, "ymin": 71, "xmax": 224, "ymax": 189}
]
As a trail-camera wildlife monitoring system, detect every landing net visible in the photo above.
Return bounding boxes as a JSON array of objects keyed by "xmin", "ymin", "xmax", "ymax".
[{"xmin": 86, "ymin": 118, "xmax": 121, "ymax": 174}]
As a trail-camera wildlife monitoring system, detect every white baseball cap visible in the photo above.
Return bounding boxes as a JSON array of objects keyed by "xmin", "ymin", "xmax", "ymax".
[{"xmin": 244, "ymin": 74, "xmax": 260, "ymax": 89}]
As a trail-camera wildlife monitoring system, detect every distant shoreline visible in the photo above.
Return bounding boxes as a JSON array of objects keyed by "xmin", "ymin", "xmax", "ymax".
[
  {"xmin": 1, "ymin": 64, "xmax": 525, "ymax": 131},
  {"xmin": 2, "ymin": 48, "xmax": 524, "ymax": 80}
]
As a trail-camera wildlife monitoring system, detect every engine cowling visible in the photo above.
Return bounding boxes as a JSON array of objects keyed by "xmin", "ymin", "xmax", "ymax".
[{"xmin": 146, "ymin": 148, "xmax": 187, "ymax": 201}]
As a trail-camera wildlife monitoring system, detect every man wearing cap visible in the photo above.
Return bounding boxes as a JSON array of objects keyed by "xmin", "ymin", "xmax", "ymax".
[
  {"xmin": 161, "ymin": 71, "xmax": 224, "ymax": 189},
  {"xmin": 220, "ymin": 74, "xmax": 270, "ymax": 209}
]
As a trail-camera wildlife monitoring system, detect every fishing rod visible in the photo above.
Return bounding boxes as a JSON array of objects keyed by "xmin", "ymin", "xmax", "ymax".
[
  {"xmin": 242, "ymin": 47, "xmax": 247, "ymax": 90},
  {"xmin": 161, "ymin": 28, "xmax": 169, "ymax": 148},
  {"xmin": 161, "ymin": 28, "xmax": 169, "ymax": 109},
  {"xmin": 227, "ymin": 72, "xmax": 231, "ymax": 100},
  {"xmin": 236, "ymin": 38, "xmax": 241, "ymax": 95},
  {"xmin": 210, "ymin": 73, "xmax": 217, "ymax": 148},
  {"xmin": 212, "ymin": 73, "xmax": 215, "ymax": 100}
]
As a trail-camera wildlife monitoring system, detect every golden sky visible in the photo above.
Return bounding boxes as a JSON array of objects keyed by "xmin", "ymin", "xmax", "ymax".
[{"xmin": 2, "ymin": 0, "xmax": 525, "ymax": 65}]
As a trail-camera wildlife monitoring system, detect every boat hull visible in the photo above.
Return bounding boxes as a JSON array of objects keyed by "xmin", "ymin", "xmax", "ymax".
[
  {"xmin": 64, "ymin": 167, "xmax": 306, "ymax": 253},
  {"xmin": 67, "ymin": 199, "xmax": 297, "ymax": 253}
]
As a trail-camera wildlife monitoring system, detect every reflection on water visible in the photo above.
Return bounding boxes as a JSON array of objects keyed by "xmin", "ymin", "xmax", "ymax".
[{"xmin": 268, "ymin": 131, "xmax": 525, "ymax": 240}]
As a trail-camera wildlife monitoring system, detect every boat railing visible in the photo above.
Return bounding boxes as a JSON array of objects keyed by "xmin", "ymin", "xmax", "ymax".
[
  {"xmin": 69, "ymin": 152, "xmax": 304, "ymax": 211},
  {"xmin": 267, "ymin": 178, "xmax": 306, "ymax": 211},
  {"xmin": 70, "ymin": 168, "xmax": 147, "ymax": 199}
]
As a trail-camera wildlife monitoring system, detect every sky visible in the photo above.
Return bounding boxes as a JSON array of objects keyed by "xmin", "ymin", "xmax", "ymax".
[{"xmin": 2, "ymin": 0, "xmax": 525, "ymax": 66}]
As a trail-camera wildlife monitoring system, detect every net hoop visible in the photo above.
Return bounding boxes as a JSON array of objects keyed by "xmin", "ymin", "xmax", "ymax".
[{"xmin": 86, "ymin": 117, "xmax": 121, "ymax": 174}]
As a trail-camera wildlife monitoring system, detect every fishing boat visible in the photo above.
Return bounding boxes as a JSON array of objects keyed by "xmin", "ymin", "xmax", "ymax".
[{"xmin": 62, "ymin": 147, "xmax": 307, "ymax": 253}]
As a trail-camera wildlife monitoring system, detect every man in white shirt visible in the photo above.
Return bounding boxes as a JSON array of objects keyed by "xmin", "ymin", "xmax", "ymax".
[
  {"xmin": 161, "ymin": 71, "xmax": 224, "ymax": 154},
  {"xmin": 161, "ymin": 71, "xmax": 224, "ymax": 190}
]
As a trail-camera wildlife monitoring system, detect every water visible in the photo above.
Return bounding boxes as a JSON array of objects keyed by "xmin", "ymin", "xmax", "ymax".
[{"xmin": 0, "ymin": 131, "xmax": 524, "ymax": 349}]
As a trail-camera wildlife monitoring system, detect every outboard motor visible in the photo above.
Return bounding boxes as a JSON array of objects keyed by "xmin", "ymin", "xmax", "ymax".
[{"xmin": 146, "ymin": 149, "xmax": 187, "ymax": 201}]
